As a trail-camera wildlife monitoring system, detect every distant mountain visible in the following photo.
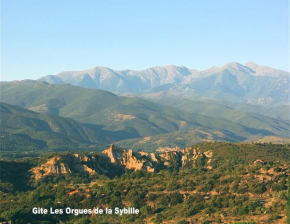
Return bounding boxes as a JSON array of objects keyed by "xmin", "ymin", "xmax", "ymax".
[
  {"xmin": 39, "ymin": 62, "xmax": 289, "ymax": 106},
  {"xmin": 245, "ymin": 62, "xmax": 289, "ymax": 77},
  {"xmin": 206, "ymin": 99, "xmax": 290, "ymax": 121},
  {"xmin": 1, "ymin": 82, "xmax": 289, "ymax": 150},
  {"xmin": 0, "ymin": 103, "xmax": 114, "ymax": 152},
  {"xmin": 146, "ymin": 93, "xmax": 290, "ymax": 128}
]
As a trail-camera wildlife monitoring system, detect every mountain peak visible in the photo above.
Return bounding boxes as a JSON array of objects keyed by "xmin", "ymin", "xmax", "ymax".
[
  {"xmin": 245, "ymin": 61, "xmax": 259, "ymax": 70},
  {"xmin": 220, "ymin": 62, "xmax": 255, "ymax": 75},
  {"xmin": 245, "ymin": 62, "xmax": 289, "ymax": 77},
  {"xmin": 155, "ymin": 65, "xmax": 191, "ymax": 76},
  {"xmin": 223, "ymin": 62, "xmax": 245, "ymax": 69},
  {"xmin": 35, "ymin": 62, "xmax": 289, "ymax": 105}
]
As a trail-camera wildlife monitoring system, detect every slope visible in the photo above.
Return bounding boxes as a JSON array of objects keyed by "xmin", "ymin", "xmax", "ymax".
[
  {"xmin": 145, "ymin": 93, "xmax": 290, "ymax": 138},
  {"xmin": 38, "ymin": 62, "xmax": 290, "ymax": 105},
  {"xmin": 0, "ymin": 103, "xmax": 114, "ymax": 152},
  {"xmin": 1, "ymin": 82, "xmax": 289, "ymax": 146}
]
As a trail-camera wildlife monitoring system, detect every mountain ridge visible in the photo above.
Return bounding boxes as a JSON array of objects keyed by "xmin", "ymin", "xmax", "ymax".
[
  {"xmin": 40, "ymin": 62, "xmax": 289, "ymax": 78},
  {"xmin": 0, "ymin": 102, "xmax": 115, "ymax": 151},
  {"xmin": 38, "ymin": 62, "xmax": 290, "ymax": 106},
  {"xmin": 1, "ymin": 82, "xmax": 289, "ymax": 151}
]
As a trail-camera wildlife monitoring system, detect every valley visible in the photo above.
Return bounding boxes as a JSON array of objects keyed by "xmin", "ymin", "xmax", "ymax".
[
  {"xmin": 2, "ymin": 1, "xmax": 289, "ymax": 223},
  {"xmin": 0, "ymin": 62, "xmax": 289, "ymax": 224},
  {"xmin": 0, "ymin": 79, "xmax": 289, "ymax": 153}
]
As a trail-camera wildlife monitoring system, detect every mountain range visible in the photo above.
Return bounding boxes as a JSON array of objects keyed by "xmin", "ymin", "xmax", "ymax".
[
  {"xmin": 39, "ymin": 62, "xmax": 290, "ymax": 106},
  {"xmin": 1, "ymin": 80, "xmax": 289, "ymax": 151}
]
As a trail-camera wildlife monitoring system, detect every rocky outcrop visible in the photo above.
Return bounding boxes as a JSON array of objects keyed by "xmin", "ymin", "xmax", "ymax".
[
  {"xmin": 102, "ymin": 145, "xmax": 156, "ymax": 172},
  {"xmin": 31, "ymin": 145, "xmax": 214, "ymax": 179},
  {"xmin": 102, "ymin": 145, "xmax": 124, "ymax": 164},
  {"xmin": 180, "ymin": 147, "xmax": 213, "ymax": 166},
  {"xmin": 31, "ymin": 154, "xmax": 99, "ymax": 179},
  {"xmin": 31, "ymin": 156, "xmax": 72, "ymax": 179}
]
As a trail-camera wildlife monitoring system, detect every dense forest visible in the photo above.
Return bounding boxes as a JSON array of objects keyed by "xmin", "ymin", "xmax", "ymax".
[{"xmin": 0, "ymin": 142, "xmax": 289, "ymax": 223}]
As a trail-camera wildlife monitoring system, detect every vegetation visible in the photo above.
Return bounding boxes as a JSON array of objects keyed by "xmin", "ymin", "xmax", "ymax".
[
  {"xmin": 151, "ymin": 95, "xmax": 290, "ymax": 129},
  {"xmin": 1, "ymin": 82, "xmax": 289, "ymax": 151},
  {"xmin": 0, "ymin": 102, "xmax": 112, "ymax": 153},
  {"xmin": 0, "ymin": 142, "xmax": 289, "ymax": 223},
  {"xmin": 0, "ymin": 82, "xmax": 289, "ymax": 223},
  {"xmin": 287, "ymin": 178, "xmax": 290, "ymax": 224}
]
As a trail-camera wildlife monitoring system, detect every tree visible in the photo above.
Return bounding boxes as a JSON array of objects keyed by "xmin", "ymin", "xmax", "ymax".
[{"xmin": 74, "ymin": 218, "xmax": 91, "ymax": 224}]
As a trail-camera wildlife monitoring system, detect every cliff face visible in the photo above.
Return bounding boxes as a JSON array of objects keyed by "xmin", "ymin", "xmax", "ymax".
[
  {"xmin": 31, "ymin": 145, "xmax": 213, "ymax": 179},
  {"xmin": 102, "ymin": 145, "xmax": 157, "ymax": 172},
  {"xmin": 31, "ymin": 154, "xmax": 99, "ymax": 179},
  {"xmin": 31, "ymin": 157, "xmax": 72, "ymax": 179}
]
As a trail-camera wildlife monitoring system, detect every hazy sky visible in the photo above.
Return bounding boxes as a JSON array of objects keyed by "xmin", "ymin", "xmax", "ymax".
[{"xmin": 2, "ymin": 0, "xmax": 289, "ymax": 81}]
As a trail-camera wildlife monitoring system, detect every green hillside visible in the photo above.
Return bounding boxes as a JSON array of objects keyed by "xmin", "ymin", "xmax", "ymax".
[
  {"xmin": 0, "ymin": 103, "xmax": 113, "ymax": 152},
  {"xmin": 0, "ymin": 143, "xmax": 289, "ymax": 223},
  {"xmin": 287, "ymin": 178, "xmax": 290, "ymax": 224},
  {"xmin": 219, "ymin": 100, "xmax": 290, "ymax": 121},
  {"xmin": 148, "ymin": 95, "xmax": 290, "ymax": 137},
  {"xmin": 115, "ymin": 131, "xmax": 239, "ymax": 151},
  {"xmin": 1, "ymin": 81, "xmax": 289, "ymax": 149}
]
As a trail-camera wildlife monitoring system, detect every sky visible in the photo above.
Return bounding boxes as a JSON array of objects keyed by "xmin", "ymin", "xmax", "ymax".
[{"xmin": 1, "ymin": 0, "xmax": 289, "ymax": 81}]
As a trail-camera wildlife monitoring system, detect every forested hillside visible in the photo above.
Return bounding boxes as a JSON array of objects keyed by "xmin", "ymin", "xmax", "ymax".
[
  {"xmin": 0, "ymin": 143, "xmax": 289, "ymax": 223},
  {"xmin": 1, "ymin": 82, "xmax": 289, "ymax": 151},
  {"xmin": 0, "ymin": 103, "xmax": 113, "ymax": 153}
]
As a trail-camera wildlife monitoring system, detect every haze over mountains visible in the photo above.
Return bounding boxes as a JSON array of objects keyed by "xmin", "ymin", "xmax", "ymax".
[
  {"xmin": 1, "ymin": 77, "xmax": 289, "ymax": 151},
  {"xmin": 39, "ymin": 62, "xmax": 290, "ymax": 106},
  {"xmin": 0, "ymin": 61, "xmax": 289, "ymax": 151}
]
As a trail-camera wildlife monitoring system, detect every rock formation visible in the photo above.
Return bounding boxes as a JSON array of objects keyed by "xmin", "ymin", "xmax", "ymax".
[{"xmin": 31, "ymin": 145, "xmax": 213, "ymax": 179}]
